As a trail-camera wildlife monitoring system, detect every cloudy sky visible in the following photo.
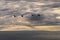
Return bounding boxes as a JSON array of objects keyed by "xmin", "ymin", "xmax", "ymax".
[{"xmin": 0, "ymin": 0, "xmax": 60, "ymax": 31}]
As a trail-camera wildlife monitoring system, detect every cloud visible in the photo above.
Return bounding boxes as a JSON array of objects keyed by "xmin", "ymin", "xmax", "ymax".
[
  {"xmin": 4, "ymin": 0, "xmax": 20, "ymax": 2},
  {"xmin": 0, "ymin": 0, "xmax": 60, "ymax": 31}
]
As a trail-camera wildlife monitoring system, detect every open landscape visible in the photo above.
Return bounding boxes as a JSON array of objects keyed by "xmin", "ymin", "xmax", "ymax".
[
  {"xmin": 0, "ymin": 31, "xmax": 60, "ymax": 40},
  {"xmin": 0, "ymin": 0, "xmax": 60, "ymax": 40}
]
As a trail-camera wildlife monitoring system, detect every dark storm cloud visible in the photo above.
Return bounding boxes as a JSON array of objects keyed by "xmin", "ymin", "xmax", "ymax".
[
  {"xmin": 28, "ymin": 14, "xmax": 44, "ymax": 22},
  {"xmin": 21, "ymin": 12, "xmax": 57, "ymax": 26}
]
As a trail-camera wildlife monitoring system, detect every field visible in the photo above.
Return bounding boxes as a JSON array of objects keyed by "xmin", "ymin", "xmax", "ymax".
[{"xmin": 0, "ymin": 31, "xmax": 60, "ymax": 40}]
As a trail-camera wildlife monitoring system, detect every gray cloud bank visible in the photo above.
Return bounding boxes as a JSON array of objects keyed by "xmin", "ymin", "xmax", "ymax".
[{"xmin": 0, "ymin": 0, "xmax": 60, "ymax": 27}]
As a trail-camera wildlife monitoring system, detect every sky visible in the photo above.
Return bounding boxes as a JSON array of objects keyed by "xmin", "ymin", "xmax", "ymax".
[{"xmin": 0, "ymin": 0, "xmax": 60, "ymax": 31}]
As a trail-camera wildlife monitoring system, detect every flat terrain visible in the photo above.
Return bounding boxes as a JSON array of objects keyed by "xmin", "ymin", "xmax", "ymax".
[{"xmin": 0, "ymin": 31, "xmax": 60, "ymax": 40}]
